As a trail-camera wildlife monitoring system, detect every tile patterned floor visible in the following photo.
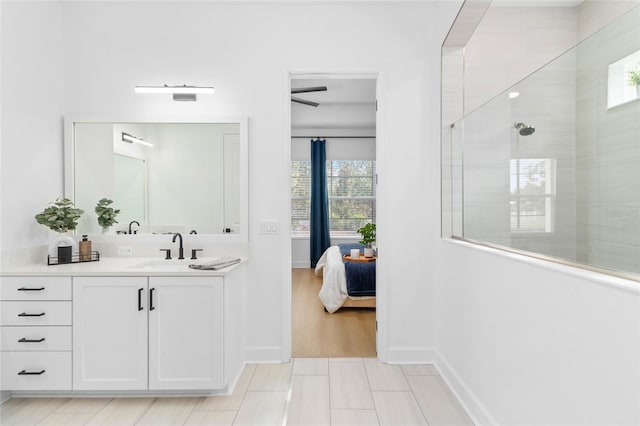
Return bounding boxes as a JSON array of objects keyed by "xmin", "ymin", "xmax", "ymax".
[{"xmin": 0, "ymin": 358, "xmax": 474, "ymax": 425}]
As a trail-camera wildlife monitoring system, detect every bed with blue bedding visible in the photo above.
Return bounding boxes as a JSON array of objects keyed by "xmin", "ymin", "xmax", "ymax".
[{"xmin": 315, "ymin": 243, "xmax": 376, "ymax": 313}]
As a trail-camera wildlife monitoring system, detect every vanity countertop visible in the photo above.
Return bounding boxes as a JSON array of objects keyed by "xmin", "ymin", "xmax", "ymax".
[{"xmin": 0, "ymin": 256, "xmax": 246, "ymax": 277}]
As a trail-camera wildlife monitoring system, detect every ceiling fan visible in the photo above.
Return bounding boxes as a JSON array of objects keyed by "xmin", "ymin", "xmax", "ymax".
[{"xmin": 291, "ymin": 86, "xmax": 327, "ymax": 107}]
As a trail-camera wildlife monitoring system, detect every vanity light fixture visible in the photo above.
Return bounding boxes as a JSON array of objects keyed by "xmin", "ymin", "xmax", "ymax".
[
  {"xmin": 122, "ymin": 132, "xmax": 153, "ymax": 147},
  {"xmin": 134, "ymin": 84, "xmax": 215, "ymax": 102}
]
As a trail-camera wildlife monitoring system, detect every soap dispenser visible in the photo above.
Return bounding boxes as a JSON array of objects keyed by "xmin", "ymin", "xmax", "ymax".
[{"xmin": 79, "ymin": 235, "xmax": 92, "ymax": 262}]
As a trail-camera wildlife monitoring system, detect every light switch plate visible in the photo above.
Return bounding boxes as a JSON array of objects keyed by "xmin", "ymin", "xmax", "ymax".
[{"xmin": 259, "ymin": 220, "xmax": 278, "ymax": 234}]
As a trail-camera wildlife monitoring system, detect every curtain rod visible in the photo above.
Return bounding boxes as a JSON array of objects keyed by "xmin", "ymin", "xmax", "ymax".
[{"xmin": 291, "ymin": 136, "xmax": 376, "ymax": 139}]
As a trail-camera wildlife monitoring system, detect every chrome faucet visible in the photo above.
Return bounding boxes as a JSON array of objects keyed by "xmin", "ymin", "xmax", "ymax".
[
  {"xmin": 189, "ymin": 229, "xmax": 197, "ymax": 234},
  {"xmin": 128, "ymin": 220, "xmax": 140, "ymax": 234},
  {"xmin": 172, "ymin": 232, "xmax": 184, "ymax": 259}
]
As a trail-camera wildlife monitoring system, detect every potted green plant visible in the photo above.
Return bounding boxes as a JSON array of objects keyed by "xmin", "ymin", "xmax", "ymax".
[
  {"xmin": 95, "ymin": 198, "xmax": 120, "ymax": 233},
  {"xmin": 35, "ymin": 197, "xmax": 84, "ymax": 263},
  {"xmin": 627, "ymin": 69, "xmax": 640, "ymax": 97},
  {"xmin": 357, "ymin": 223, "xmax": 376, "ymax": 258}
]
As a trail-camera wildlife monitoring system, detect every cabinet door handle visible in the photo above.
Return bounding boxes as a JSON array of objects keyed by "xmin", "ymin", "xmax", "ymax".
[
  {"xmin": 18, "ymin": 337, "xmax": 46, "ymax": 343},
  {"xmin": 18, "ymin": 370, "xmax": 45, "ymax": 375},
  {"xmin": 17, "ymin": 312, "xmax": 45, "ymax": 317},
  {"xmin": 17, "ymin": 287, "xmax": 45, "ymax": 291},
  {"xmin": 149, "ymin": 288, "xmax": 156, "ymax": 311},
  {"xmin": 138, "ymin": 288, "xmax": 144, "ymax": 311}
]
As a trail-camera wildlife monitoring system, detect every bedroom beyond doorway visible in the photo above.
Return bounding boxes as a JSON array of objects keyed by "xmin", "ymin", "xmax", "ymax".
[{"xmin": 289, "ymin": 75, "xmax": 378, "ymax": 358}]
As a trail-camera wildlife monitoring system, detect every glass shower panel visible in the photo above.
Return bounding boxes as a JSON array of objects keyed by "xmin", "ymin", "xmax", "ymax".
[
  {"xmin": 457, "ymin": 94, "xmax": 512, "ymax": 247},
  {"xmin": 448, "ymin": 5, "xmax": 640, "ymax": 278}
]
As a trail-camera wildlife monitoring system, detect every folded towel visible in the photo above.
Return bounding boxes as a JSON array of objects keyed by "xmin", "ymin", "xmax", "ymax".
[{"xmin": 189, "ymin": 256, "xmax": 241, "ymax": 270}]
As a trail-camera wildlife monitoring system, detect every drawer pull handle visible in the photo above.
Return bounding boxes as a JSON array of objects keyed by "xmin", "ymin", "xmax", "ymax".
[
  {"xmin": 17, "ymin": 312, "xmax": 46, "ymax": 317},
  {"xmin": 18, "ymin": 370, "xmax": 46, "ymax": 376},
  {"xmin": 17, "ymin": 287, "xmax": 45, "ymax": 291},
  {"xmin": 18, "ymin": 337, "xmax": 46, "ymax": 343}
]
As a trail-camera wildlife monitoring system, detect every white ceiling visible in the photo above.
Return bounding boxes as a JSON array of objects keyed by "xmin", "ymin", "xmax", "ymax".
[
  {"xmin": 290, "ymin": 78, "xmax": 376, "ymax": 131},
  {"xmin": 291, "ymin": 79, "xmax": 376, "ymax": 105}
]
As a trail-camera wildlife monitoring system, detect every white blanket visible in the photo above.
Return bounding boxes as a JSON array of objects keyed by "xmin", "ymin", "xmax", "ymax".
[{"xmin": 315, "ymin": 246, "xmax": 348, "ymax": 313}]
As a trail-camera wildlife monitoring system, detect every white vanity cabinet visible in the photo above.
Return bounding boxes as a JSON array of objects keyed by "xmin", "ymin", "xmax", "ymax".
[
  {"xmin": 148, "ymin": 277, "xmax": 223, "ymax": 390},
  {"xmin": 72, "ymin": 277, "xmax": 148, "ymax": 390},
  {"xmin": 0, "ymin": 276, "xmax": 72, "ymax": 391},
  {"xmin": 73, "ymin": 276, "xmax": 224, "ymax": 391}
]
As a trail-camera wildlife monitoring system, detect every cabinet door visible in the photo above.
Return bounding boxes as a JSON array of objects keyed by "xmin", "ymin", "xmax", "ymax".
[
  {"xmin": 73, "ymin": 277, "xmax": 148, "ymax": 390},
  {"xmin": 148, "ymin": 277, "xmax": 223, "ymax": 390}
]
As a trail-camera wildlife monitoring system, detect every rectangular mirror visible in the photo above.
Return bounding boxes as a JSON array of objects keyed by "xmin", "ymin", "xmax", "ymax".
[{"xmin": 65, "ymin": 116, "xmax": 248, "ymax": 241}]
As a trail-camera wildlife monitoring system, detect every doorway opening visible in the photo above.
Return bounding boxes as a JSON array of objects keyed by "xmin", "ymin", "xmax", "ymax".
[{"xmin": 289, "ymin": 75, "xmax": 378, "ymax": 358}]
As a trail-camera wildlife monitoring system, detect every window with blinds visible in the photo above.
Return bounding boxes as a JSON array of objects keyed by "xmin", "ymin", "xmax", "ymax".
[{"xmin": 291, "ymin": 160, "xmax": 376, "ymax": 235}]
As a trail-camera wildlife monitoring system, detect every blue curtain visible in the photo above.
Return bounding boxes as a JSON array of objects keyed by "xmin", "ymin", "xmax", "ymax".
[{"xmin": 310, "ymin": 139, "xmax": 330, "ymax": 268}]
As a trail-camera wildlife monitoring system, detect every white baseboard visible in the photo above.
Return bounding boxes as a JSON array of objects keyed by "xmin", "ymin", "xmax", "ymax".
[
  {"xmin": 384, "ymin": 346, "xmax": 438, "ymax": 364},
  {"xmin": 384, "ymin": 347, "xmax": 496, "ymax": 425},
  {"xmin": 224, "ymin": 361, "xmax": 248, "ymax": 396},
  {"xmin": 292, "ymin": 261, "xmax": 310, "ymax": 269},
  {"xmin": 245, "ymin": 346, "xmax": 285, "ymax": 363},
  {"xmin": 433, "ymin": 349, "xmax": 497, "ymax": 426},
  {"xmin": 0, "ymin": 391, "xmax": 11, "ymax": 404}
]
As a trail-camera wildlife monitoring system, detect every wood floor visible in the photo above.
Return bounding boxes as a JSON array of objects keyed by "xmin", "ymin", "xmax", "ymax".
[{"xmin": 292, "ymin": 268, "xmax": 376, "ymax": 358}]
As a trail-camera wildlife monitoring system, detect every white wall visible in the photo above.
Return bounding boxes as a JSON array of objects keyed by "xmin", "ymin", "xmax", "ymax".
[
  {"xmin": 0, "ymin": 1, "xmax": 65, "ymax": 255},
  {"xmin": 436, "ymin": 241, "xmax": 640, "ymax": 425},
  {"xmin": 292, "ymin": 237, "xmax": 361, "ymax": 269},
  {"xmin": 1, "ymin": 1, "xmax": 460, "ymax": 363}
]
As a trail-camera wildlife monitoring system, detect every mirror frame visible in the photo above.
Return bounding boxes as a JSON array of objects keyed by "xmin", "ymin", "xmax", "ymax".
[{"xmin": 64, "ymin": 115, "xmax": 249, "ymax": 244}]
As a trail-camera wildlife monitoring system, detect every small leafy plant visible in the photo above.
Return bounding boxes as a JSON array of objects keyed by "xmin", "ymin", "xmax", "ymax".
[
  {"xmin": 627, "ymin": 69, "xmax": 640, "ymax": 86},
  {"xmin": 357, "ymin": 223, "xmax": 376, "ymax": 247},
  {"xmin": 95, "ymin": 198, "xmax": 120, "ymax": 229},
  {"xmin": 35, "ymin": 197, "xmax": 84, "ymax": 233}
]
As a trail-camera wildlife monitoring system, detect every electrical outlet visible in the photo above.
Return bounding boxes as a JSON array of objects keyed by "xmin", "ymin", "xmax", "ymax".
[
  {"xmin": 117, "ymin": 246, "xmax": 133, "ymax": 256},
  {"xmin": 259, "ymin": 220, "xmax": 278, "ymax": 234}
]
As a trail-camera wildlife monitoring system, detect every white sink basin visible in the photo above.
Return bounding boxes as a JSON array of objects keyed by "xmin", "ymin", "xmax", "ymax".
[
  {"xmin": 131, "ymin": 259, "xmax": 198, "ymax": 271},
  {"xmin": 135, "ymin": 264, "xmax": 191, "ymax": 271}
]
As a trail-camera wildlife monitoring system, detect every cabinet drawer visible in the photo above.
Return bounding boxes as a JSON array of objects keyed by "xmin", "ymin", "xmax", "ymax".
[
  {"xmin": 0, "ymin": 351, "xmax": 71, "ymax": 390},
  {"xmin": 1, "ymin": 326, "xmax": 71, "ymax": 351},
  {"xmin": 1, "ymin": 277, "xmax": 71, "ymax": 301},
  {"xmin": 0, "ymin": 301, "xmax": 71, "ymax": 326}
]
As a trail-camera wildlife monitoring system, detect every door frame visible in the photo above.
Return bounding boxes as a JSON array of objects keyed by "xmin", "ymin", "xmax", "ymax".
[{"xmin": 283, "ymin": 70, "xmax": 387, "ymax": 361}]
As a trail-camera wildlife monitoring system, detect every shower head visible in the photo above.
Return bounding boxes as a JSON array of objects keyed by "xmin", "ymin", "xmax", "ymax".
[{"xmin": 514, "ymin": 122, "xmax": 535, "ymax": 136}]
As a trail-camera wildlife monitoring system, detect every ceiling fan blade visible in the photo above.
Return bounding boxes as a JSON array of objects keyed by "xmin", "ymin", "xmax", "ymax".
[
  {"xmin": 291, "ymin": 86, "xmax": 328, "ymax": 94},
  {"xmin": 291, "ymin": 96, "xmax": 319, "ymax": 107}
]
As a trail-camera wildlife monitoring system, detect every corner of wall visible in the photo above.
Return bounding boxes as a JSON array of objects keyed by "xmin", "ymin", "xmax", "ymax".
[{"xmin": 433, "ymin": 348, "xmax": 497, "ymax": 426}]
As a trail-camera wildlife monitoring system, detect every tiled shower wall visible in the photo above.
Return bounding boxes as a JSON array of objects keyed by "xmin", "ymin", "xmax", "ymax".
[
  {"xmin": 575, "ymin": 4, "xmax": 640, "ymax": 274},
  {"xmin": 463, "ymin": 5, "xmax": 578, "ymax": 115}
]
